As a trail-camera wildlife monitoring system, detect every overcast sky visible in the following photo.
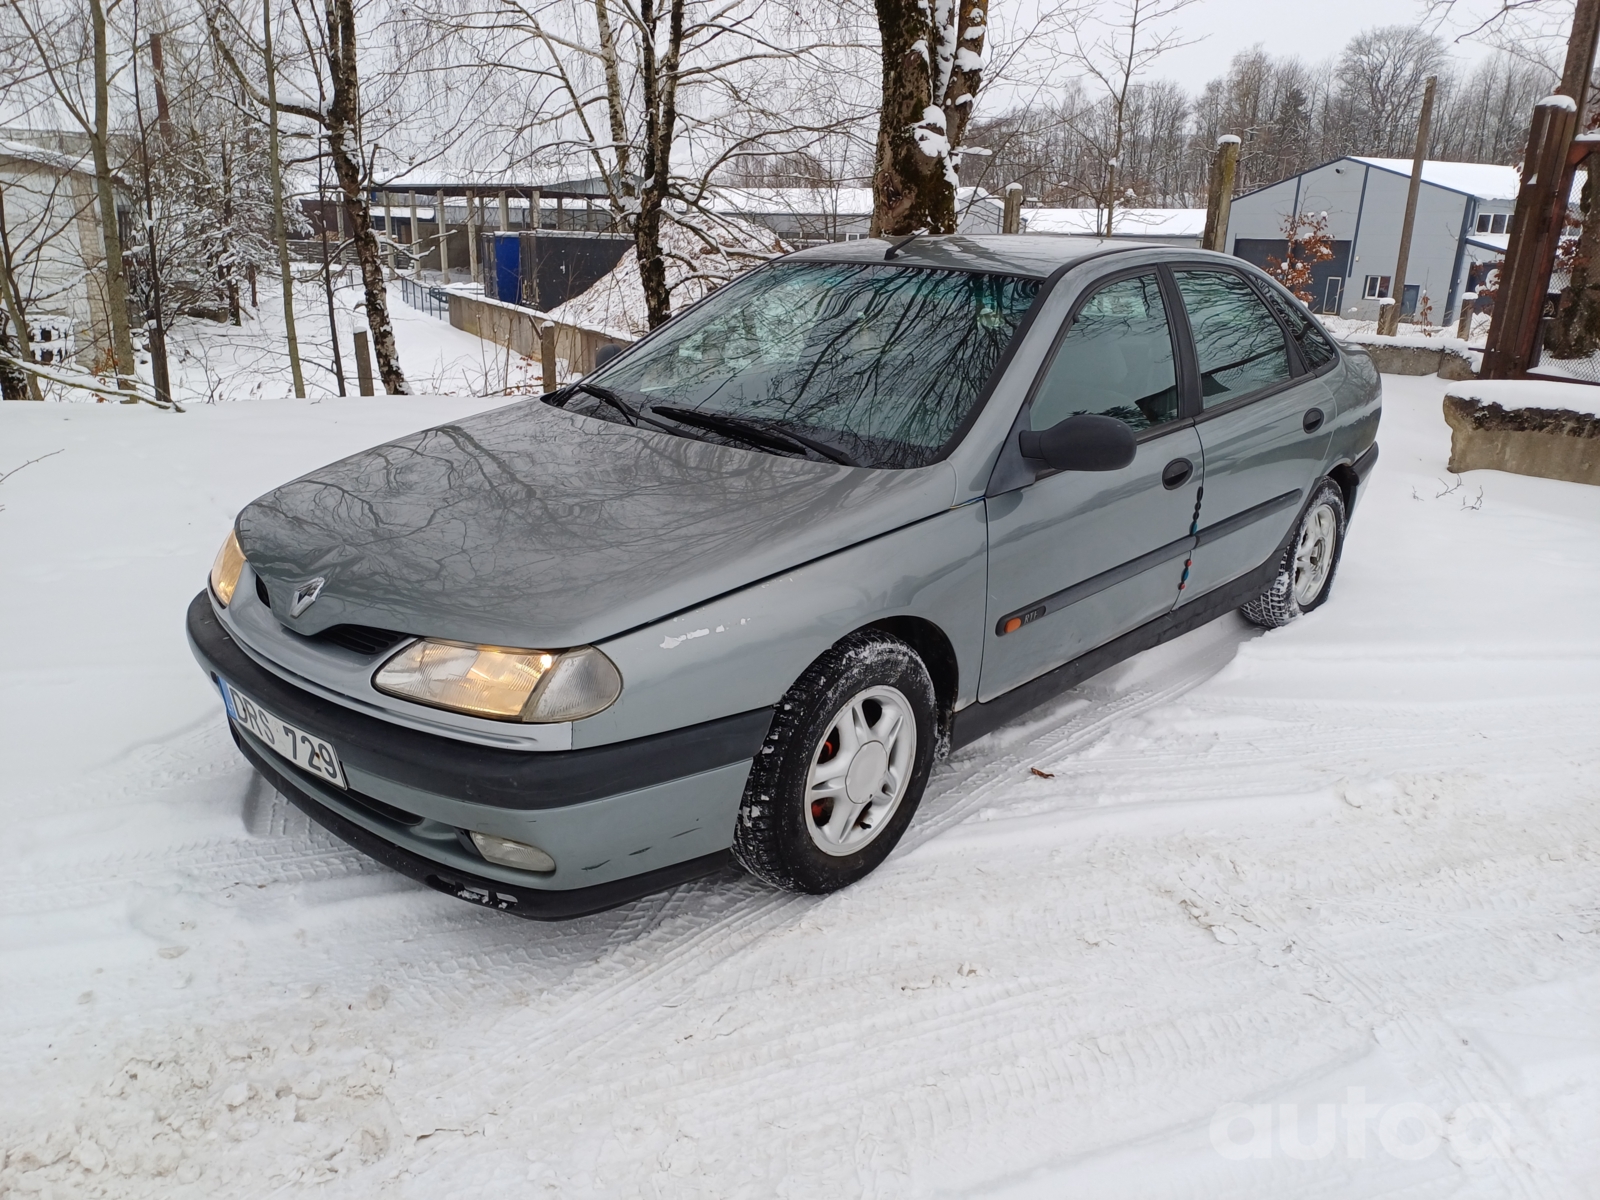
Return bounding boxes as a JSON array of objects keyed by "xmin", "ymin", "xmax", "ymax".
[{"xmin": 1034, "ymin": 0, "xmax": 1573, "ymax": 95}]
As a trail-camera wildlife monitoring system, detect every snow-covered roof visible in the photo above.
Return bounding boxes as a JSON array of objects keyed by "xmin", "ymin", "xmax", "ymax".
[
  {"xmin": 1021, "ymin": 207, "xmax": 1207, "ymax": 237},
  {"xmin": 0, "ymin": 138, "xmax": 92, "ymax": 177},
  {"xmin": 1347, "ymin": 158, "xmax": 1522, "ymax": 202},
  {"xmin": 707, "ymin": 186, "xmax": 998, "ymax": 218}
]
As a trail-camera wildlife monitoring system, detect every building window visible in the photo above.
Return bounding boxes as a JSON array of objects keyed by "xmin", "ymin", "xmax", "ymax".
[
  {"xmin": 1492, "ymin": 213, "xmax": 1508, "ymax": 234},
  {"xmin": 1476, "ymin": 214, "xmax": 1491, "ymax": 233},
  {"xmin": 1363, "ymin": 275, "xmax": 1392, "ymax": 300}
]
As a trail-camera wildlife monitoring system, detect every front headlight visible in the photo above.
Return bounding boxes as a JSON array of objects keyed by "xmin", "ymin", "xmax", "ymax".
[
  {"xmin": 209, "ymin": 528, "xmax": 246, "ymax": 607},
  {"xmin": 372, "ymin": 640, "xmax": 622, "ymax": 723}
]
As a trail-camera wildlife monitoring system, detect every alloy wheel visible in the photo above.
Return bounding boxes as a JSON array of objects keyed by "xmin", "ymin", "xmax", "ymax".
[
  {"xmin": 803, "ymin": 685, "xmax": 917, "ymax": 857},
  {"xmin": 1292, "ymin": 501, "xmax": 1338, "ymax": 606}
]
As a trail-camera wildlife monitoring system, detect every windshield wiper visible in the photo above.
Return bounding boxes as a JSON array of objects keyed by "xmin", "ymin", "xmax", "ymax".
[
  {"xmin": 648, "ymin": 405, "xmax": 858, "ymax": 467},
  {"xmin": 562, "ymin": 380, "xmax": 641, "ymax": 426}
]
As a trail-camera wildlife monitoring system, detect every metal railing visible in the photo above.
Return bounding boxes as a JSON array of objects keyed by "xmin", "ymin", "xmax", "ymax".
[{"xmin": 398, "ymin": 275, "xmax": 450, "ymax": 320}]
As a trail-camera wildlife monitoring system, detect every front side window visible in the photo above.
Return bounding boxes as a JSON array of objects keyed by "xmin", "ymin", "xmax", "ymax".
[
  {"xmin": 1174, "ymin": 270, "xmax": 1292, "ymax": 408},
  {"xmin": 1029, "ymin": 272, "xmax": 1179, "ymax": 433},
  {"xmin": 574, "ymin": 262, "xmax": 1040, "ymax": 469}
]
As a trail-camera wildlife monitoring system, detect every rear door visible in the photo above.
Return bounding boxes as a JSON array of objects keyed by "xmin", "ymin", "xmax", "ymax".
[
  {"xmin": 1170, "ymin": 267, "xmax": 1334, "ymax": 603},
  {"xmin": 980, "ymin": 268, "xmax": 1203, "ymax": 701}
]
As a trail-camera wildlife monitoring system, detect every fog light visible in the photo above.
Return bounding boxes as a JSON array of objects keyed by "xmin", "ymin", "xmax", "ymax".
[{"xmin": 470, "ymin": 831, "xmax": 556, "ymax": 874}]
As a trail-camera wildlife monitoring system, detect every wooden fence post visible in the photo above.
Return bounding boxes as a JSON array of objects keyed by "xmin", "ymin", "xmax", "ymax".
[
  {"xmin": 353, "ymin": 327, "xmax": 375, "ymax": 396},
  {"xmin": 540, "ymin": 320, "xmax": 557, "ymax": 393},
  {"xmin": 1201, "ymin": 136, "xmax": 1240, "ymax": 253},
  {"xmin": 1002, "ymin": 183, "xmax": 1023, "ymax": 234},
  {"xmin": 1456, "ymin": 292, "xmax": 1477, "ymax": 341}
]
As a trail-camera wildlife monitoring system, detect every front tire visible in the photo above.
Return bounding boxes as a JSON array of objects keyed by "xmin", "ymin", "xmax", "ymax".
[
  {"xmin": 1240, "ymin": 479, "xmax": 1347, "ymax": 629},
  {"xmin": 733, "ymin": 631, "xmax": 937, "ymax": 894}
]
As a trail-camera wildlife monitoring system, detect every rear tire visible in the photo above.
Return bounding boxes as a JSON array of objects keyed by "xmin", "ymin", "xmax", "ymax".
[
  {"xmin": 733, "ymin": 631, "xmax": 937, "ymax": 894},
  {"xmin": 1240, "ymin": 479, "xmax": 1347, "ymax": 629}
]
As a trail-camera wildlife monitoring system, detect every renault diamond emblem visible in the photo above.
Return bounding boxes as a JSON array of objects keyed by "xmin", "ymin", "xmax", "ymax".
[{"xmin": 289, "ymin": 577, "xmax": 326, "ymax": 617}]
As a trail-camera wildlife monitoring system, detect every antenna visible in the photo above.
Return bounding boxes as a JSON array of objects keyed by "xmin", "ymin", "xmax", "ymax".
[{"xmin": 884, "ymin": 229, "xmax": 928, "ymax": 260}]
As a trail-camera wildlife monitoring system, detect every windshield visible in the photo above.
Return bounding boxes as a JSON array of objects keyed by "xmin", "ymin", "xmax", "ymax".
[{"xmin": 562, "ymin": 261, "xmax": 1041, "ymax": 469}]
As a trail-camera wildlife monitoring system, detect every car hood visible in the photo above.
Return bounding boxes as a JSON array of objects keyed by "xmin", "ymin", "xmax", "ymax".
[{"xmin": 237, "ymin": 398, "xmax": 958, "ymax": 649}]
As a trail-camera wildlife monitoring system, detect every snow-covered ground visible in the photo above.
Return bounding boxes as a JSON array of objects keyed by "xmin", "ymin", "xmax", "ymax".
[
  {"xmin": 1, "ymin": 374, "xmax": 1598, "ymax": 1198},
  {"xmin": 45, "ymin": 271, "xmax": 541, "ymax": 406}
]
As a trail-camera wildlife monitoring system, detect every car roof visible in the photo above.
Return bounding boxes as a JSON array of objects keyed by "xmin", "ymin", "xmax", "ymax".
[{"xmin": 783, "ymin": 234, "xmax": 1167, "ymax": 278}]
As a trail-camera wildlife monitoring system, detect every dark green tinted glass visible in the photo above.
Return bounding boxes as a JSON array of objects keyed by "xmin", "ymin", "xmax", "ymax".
[
  {"xmin": 584, "ymin": 263, "xmax": 1040, "ymax": 468},
  {"xmin": 1030, "ymin": 273, "xmax": 1178, "ymax": 432},
  {"xmin": 1174, "ymin": 270, "xmax": 1292, "ymax": 407},
  {"xmin": 1262, "ymin": 285, "xmax": 1338, "ymax": 370}
]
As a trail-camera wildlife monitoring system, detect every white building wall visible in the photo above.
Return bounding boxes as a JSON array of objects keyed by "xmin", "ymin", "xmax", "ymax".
[{"xmin": 0, "ymin": 151, "xmax": 107, "ymax": 365}]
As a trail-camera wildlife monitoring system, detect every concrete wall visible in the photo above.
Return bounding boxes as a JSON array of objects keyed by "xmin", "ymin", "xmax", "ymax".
[
  {"xmin": 1444, "ymin": 395, "xmax": 1600, "ymax": 485},
  {"xmin": 446, "ymin": 291, "xmax": 630, "ymax": 378},
  {"xmin": 1228, "ymin": 159, "xmax": 1476, "ymax": 326}
]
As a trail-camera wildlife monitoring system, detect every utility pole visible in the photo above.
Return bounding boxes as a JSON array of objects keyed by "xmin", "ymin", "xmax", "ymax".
[
  {"xmin": 1201, "ymin": 135, "xmax": 1241, "ymax": 253},
  {"xmin": 1483, "ymin": 0, "xmax": 1600, "ymax": 376},
  {"xmin": 1378, "ymin": 76, "xmax": 1437, "ymax": 337}
]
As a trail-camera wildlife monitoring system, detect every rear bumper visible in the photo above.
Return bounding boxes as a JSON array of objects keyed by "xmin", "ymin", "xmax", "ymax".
[{"xmin": 187, "ymin": 590, "xmax": 768, "ymax": 915}]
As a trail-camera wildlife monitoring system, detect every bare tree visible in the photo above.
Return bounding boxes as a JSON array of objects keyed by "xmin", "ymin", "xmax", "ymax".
[
  {"xmin": 213, "ymin": 0, "xmax": 408, "ymax": 392},
  {"xmin": 1050, "ymin": 0, "xmax": 1199, "ymax": 234},
  {"xmin": 3, "ymin": 0, "xmax": 141, "ymax": 390},
  {"xmin": 397, "ymin": 0, "xmax": 855, "ymax": 329}
]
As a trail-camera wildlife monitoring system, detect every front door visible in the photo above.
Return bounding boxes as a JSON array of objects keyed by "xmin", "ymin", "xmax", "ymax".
[
  {"xmin": 980, "ymin": 270, "xmax": 1203, "ymax": 702},
  {"xmin": 1169, "ymin": 268, "xmax": 1334, "ymax": 603}
]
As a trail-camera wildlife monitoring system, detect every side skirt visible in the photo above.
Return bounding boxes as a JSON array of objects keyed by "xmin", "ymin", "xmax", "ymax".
[{"xmin": 950, "ymin": 531, "xmax": 1288, "ymax": 750}]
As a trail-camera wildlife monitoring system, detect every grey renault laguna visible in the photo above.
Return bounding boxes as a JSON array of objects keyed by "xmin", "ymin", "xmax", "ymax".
[{"xmin": 188, "ymin": 235, "xmax": 1380, "ymax": 918}]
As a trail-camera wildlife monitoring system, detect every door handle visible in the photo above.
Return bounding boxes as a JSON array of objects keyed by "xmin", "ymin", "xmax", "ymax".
[
  {"xmin": 1161, "ymin": 458, "xmax": 1193, "ymax": 489},
  {"xmin": 1303, "ymin": 407, "xmax": 1325, "ymax": 433}
]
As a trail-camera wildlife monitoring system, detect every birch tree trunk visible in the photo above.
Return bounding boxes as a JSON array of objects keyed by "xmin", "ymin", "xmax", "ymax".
[
  {"xmin": 323, "ymin": 0, "xmax": 407, "ymax": 393},
  {"xmin": 89, "ymin": 0, "xmax": 139, "ymax": 391},
  {"xmin": 263, "ymin": 0, "xmax": 305, "ymax": 397},
  {"xmin": 632, "ymin": 0, "xmax": 685, "ymax": 330},
  {"xmin": 870, "ymin": 0, "xmax": 989, "ymax": 237}
]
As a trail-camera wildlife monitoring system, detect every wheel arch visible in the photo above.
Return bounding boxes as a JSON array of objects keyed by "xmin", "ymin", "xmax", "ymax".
[
  {"xmin": 1326, "ymin": 461, "xmax": 1359, "ymax": 513},
  {"xmin": 857, "ymin": 615, "xmax": 959, "ymax": 746}
]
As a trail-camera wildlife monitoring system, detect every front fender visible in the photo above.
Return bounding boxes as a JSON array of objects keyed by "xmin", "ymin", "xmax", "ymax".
[{"xmin": 573, "ymin": 504, "xmax": 989, "ymax": 749}]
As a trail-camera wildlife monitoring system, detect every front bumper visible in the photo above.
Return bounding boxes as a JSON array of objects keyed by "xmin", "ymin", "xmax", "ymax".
[{"xmin": 186, "ymin": 591, "xmax": 771, "ymax": 918}]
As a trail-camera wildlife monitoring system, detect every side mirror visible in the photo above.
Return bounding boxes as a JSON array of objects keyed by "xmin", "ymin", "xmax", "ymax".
[
  {"xmin": 593, "ymin": 343, "xmax": 623, "ymax": 370},
  {"xmin": 1017, "ymin": 413, "xmax": 1137, "ymax": 473}
]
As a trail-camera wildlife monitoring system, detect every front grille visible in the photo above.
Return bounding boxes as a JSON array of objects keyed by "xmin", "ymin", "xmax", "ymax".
[{"xmin": 313, "ymin": 625, "xmax": 409, "ymax": 657}]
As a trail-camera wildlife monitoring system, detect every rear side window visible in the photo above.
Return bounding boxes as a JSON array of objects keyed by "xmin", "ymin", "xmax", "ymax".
[
  {"xmin": 1030, "ymin": 273, "xmax": 1179, "ymax": 432},
  {"xmin": 1261, "ymin": 285, "xmax": 1338, "ymax": 371},
  {"xmin": 1174, "ymin": 270, "xmax": 1292, "ymax": 408}
]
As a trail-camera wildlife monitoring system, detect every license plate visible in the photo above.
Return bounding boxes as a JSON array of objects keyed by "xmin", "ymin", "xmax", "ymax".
[{"xmin": 220, "ymin": 679, "xmax": 348, "ymax": 789}]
